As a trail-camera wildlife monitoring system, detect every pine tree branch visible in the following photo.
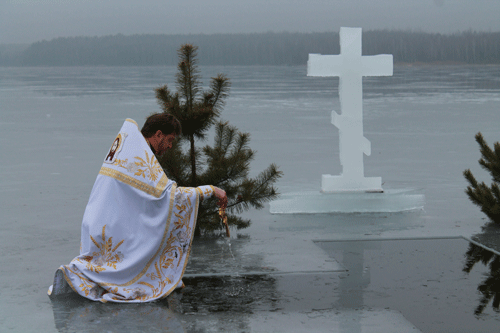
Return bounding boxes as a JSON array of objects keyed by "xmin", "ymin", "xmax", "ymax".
[
  {"xmin": 476, "ymin": 132, "xmax": 500, "ymax": 183},
  {"xmin": 155, "ymin": 85, "xmax": 172, "ymax": 111},
  {"xmin": 464, "ymin": 169, "xmax": 479, "ymax": 188},
  {"xmin": 209, "ymin": 74, "xmax": 231, "ymax": 113},
  {"xmin": 249, "ymin": 164, "xmax": 283, "ymax": 200},
  {"xmin": 176, "ymin": 44, "xmax": 200, "ymax": 113}
]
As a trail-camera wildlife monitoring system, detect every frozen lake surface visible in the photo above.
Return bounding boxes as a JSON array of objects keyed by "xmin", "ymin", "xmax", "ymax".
[{"xmin": 1, "ymin": 65, "xmax": 500, "ymax": 332}]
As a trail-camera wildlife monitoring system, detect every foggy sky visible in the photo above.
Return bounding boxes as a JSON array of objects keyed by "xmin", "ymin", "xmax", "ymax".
[{"xmin": 1, "ymin": 0, "xmax": 499, "ymax": 44}]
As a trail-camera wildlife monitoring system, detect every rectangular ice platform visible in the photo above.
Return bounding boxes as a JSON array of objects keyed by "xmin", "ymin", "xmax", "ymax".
[{"xmin": 270, "ymin": 189, "xmax": 425, "ymax": 214}]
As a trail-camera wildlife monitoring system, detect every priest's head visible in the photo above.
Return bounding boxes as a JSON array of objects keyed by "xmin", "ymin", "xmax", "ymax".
[{"xmin": 141, "ymin": 113, "xmax": 181, "ymax": 155}]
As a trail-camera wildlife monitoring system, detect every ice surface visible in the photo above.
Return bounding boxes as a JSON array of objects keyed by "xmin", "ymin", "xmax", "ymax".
[
  {"xmin": 248, "ymin": 309, "xmax": 422, "ymax": 333},
  {"xmin": 2, "ymin": 64, "xmax": 500, "ymax": 332},
  {"xmin": 307, "ymin": 27, "xmax": 393, "ymax": 193},
  {"xmin": 270, "ymin": 189, "xmax": 425, "ymax": 214}
]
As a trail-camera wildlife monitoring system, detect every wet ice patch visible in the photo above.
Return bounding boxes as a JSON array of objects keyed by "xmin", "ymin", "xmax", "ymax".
[{"xmin": 248, "ymin": 309, "xmax": 422, "ymax": 333}]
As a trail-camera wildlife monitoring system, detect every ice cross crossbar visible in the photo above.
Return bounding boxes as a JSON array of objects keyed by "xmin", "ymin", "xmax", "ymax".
[{"xmin": 307, "ymin": 27, "xmax": 393, "ymax": 192}]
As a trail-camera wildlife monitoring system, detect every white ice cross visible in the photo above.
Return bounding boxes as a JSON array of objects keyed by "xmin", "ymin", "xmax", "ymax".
[{"xmin": 307, "ymin": 27, "xmax": 393, "ymax": 192}]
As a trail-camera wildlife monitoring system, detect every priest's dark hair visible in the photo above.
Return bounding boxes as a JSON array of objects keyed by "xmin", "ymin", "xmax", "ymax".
[{"xmin": 141, "ymin": 113, "xmax": 182, "ymax": 138}]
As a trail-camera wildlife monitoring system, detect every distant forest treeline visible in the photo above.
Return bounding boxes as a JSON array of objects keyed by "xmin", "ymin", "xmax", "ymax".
[{"xmin": 1, "ymin": 30, "xmax": 500, "ymax": 66}]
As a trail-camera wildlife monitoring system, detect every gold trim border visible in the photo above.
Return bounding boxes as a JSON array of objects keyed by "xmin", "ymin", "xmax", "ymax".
[
  {"xmin": 160, "ymin": 188, "xmax": 201, "ymax": 299},
  {"xmin": 99, "ymin": 167, "xmax": 168, "ymax": 198},
  {"xmin": 126, "ymin": 118, "xmax": 138, "ymax": 127}
]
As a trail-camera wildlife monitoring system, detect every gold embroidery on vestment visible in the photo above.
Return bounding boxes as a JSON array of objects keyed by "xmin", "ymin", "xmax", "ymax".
[
  {"xmin": 99, "ymin": 167, "xmax": 168, "ymax": 198},
  {"xmin": 112, "ymin": 158, "xmax": 128, "ymax": 169},
  {"xmin": 133, "ymin": 151, "xmax": 163, "ymax": 182},
  {"xmin": 65, "ymin": 266, "xmax": 96, "ymax": 297},
  {"xmin": 79, "ymin": 225, "xmax": 124, "ymax": 274}
]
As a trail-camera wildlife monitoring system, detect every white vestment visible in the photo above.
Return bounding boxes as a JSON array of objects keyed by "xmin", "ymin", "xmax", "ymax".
[{"xmin": 48, "ymin": 118, "xmax": 214, "ymax": 303}]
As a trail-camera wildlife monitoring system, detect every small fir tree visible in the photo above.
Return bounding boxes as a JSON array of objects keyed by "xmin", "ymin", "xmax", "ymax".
[
  {"xmin": 464, "ymin": 132, "xmax": 500, "ymax": 225},
  {"xmin": 155, "ymin": 44, "xmax": 283, "ymax": 235}
]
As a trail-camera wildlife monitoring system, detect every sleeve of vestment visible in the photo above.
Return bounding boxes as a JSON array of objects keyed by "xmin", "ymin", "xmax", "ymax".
[{"xmin": 194, "ymin": 185, "xmax": 216, "ymax": 201}]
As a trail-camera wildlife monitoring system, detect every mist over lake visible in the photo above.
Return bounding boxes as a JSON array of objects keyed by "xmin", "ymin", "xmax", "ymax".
[{"xmin": 2, "ymin": 31, "xmax": 500, "ymax": 66}]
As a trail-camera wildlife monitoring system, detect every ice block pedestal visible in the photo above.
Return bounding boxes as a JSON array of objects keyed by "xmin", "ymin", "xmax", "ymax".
[{"xmin": 270, "ymin": 189, "xmax": 425, "ymax": 214}]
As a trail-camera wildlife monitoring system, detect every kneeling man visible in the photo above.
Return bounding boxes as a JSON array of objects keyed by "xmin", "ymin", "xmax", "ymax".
[{"xmin": 48, "ymin": 113, "xmax": 226, "ymax": 303}]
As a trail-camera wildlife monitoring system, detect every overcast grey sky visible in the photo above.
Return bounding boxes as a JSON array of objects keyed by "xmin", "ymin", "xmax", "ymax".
[{"xmin": 1, "ymin": 0, "xmax": 499, "ymax": 44}]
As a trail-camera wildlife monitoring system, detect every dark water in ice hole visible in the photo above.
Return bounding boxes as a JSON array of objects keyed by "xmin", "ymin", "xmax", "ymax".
[{"xmin": 49, "ymin": 238, "xmax": 500, "ymax": 333}]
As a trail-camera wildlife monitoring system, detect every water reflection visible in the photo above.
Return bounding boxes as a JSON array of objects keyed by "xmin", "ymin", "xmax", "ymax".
[
  {"xmin": 181, "ymin": 275, "xmax": 278, "ymax": 314},
  {"xmin": 186, "ymin": 235, "xmax": 276, "ymax": 276},
  {"xmin": 50, "ymin": 293, "xmax": 184, "ymax": 332},
  {"xmin": 463, "ymin": 242, "xmax": 500, "ymax": 316},
  {"xmin": 330, "ymin": 241, "xmax": 379, "ymax": 333},
  {"xmin": 50, "ymin": 274, "xmax": 279, "ymax": 333},
  {"xmin": 181, "ymin": 275, "xmax": 279, "ymax": 332},
  {"xmin": 317, "ymin": 238, "xmax": 500, "ymax": 332},
  {"xmin": 50, "ymin": 234, "xmax": 280, "ymax": 332}
]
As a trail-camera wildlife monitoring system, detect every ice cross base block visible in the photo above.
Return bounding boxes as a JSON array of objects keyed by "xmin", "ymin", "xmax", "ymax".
[{"xmin": 269, "ymin": 190, "xmax": 425, "ymax": 214}]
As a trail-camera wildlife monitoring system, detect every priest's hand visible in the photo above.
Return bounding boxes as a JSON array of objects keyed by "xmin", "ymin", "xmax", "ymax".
[{"xmin": 213, "ymin": 187, "xmax": 227, "ymax": 207}]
